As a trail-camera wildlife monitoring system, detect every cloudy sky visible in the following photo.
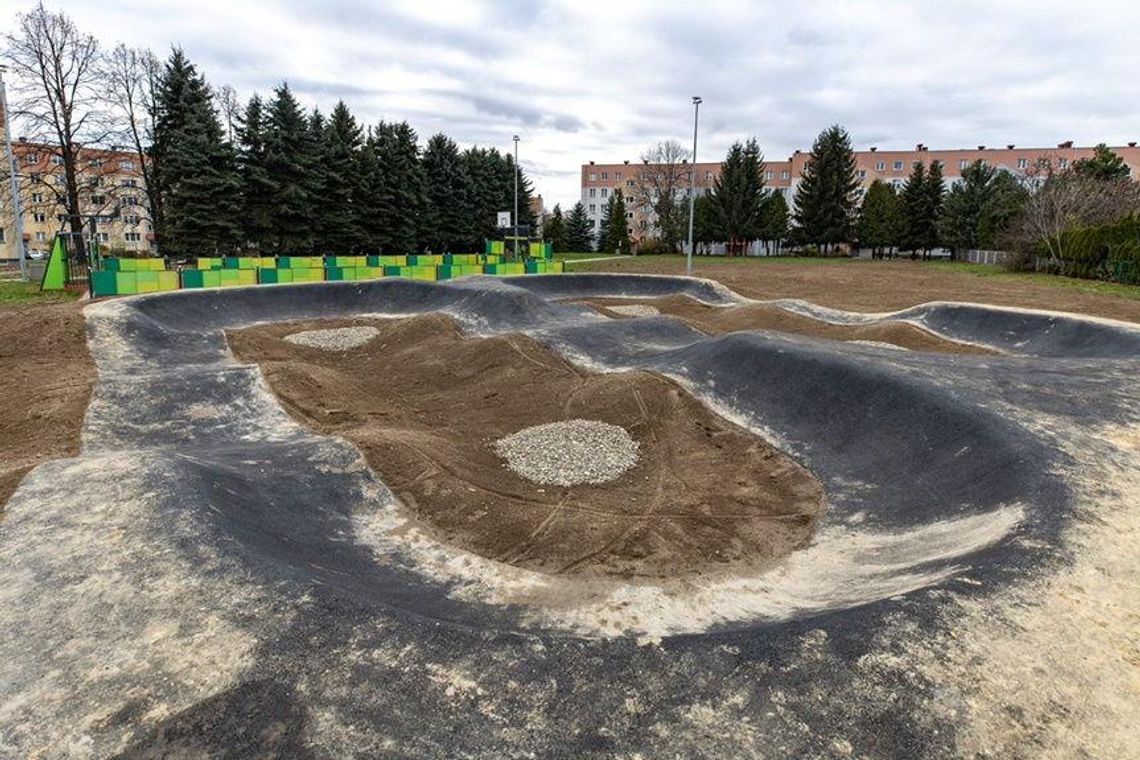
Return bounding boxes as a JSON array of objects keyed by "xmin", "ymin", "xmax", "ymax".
[{"xmin": 8, "ymin": 0, "xmax": 1139, "ymax": 209}]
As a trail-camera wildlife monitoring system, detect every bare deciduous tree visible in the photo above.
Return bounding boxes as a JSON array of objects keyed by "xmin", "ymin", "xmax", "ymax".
[
  {"xmin": 633, "ymin": 139, "xmax": 694, "ymax": 251},
  {"xmin": 214, "ymin": 83, "xmax": 240, "ymax": 144},
  {"xmin": 102, "ymin": 43, "xmax": 160, "ymax": 232},
  {"xmin": 1018, "ymin": 168, "xmax": 1140, "ymax": 265},
  {"xmin": 4, "ymin": 2, "xmax": 109, "ymax": 257}
]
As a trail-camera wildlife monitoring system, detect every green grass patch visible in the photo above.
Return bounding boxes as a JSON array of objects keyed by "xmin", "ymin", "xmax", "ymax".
[
  {"xmin": 572, "ymin": 253, "xmax": 858, "ymax": 269},
  {"xmin": 925, "ymin": 261, "xmax": 1140, "ymax": 300},
  {"xmin": 0, "ymin": 280, "xmax": 82, "ymax": 307}
]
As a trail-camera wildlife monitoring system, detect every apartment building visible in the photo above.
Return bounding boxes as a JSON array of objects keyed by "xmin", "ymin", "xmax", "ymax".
[
  {"xmin": 1, "ymin": 137, "xmax": 152, "ymax": 262},
  {"xmin": 582, "ymin": 141, "xmax": 1140, "ymax": 242}
]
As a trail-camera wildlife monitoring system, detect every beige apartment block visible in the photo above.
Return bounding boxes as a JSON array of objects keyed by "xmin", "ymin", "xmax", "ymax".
[
  {"xmin": 582, "ymin": 141, "xmax": 1140, "ymax": 243},
  {"xmin": 1, "ymin": 137, "xmax": 152, "ymax": 261}
]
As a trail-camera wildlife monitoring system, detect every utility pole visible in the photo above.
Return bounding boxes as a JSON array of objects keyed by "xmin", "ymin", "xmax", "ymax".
[
  {"xmin": 513, "ymin": 135, "xmax": 520, "ymax": 261},
  {"xmin": 0, "ymin": 66, "xmax": 27, "ymax": 280},
  {"xmin": 686, "ymin": 96, "xmax": 702, "ymax": 277}
]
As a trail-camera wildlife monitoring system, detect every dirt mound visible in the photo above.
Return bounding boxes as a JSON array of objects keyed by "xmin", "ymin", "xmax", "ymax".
[
  {"xmin": 578, "ymin": 295, "xmax": 996, "ymax": 354},
  {"xmin": 229, "ymin": 314, "xmax": 825, "ymax": 580},
  {"xmin": 0, "ymin": 302, "xmax": 94, "ymax": 509}
]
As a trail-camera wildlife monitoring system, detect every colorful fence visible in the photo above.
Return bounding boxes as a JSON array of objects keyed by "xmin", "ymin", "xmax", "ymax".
[{"xmin": 89, "ymin": 254, "xmax": 564, "ymax": 297}]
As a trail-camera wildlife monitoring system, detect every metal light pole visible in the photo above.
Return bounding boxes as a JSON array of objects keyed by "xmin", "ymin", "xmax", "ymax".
[
  {"xmin": 512, "ymin": 134, "xmax": 520, "ymax": 261},
  {"xmin": 686, "ymin": 96, "xmax": 701, "ymax": 276},
  {"xmin": 0, "ymin": 66, "xmax": 27, "ymax": 280}
]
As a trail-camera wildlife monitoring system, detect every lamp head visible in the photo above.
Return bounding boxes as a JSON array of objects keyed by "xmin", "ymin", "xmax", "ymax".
[{"xmin": 692, "ymin": 96, "xmax": 702, "ymax": 105}]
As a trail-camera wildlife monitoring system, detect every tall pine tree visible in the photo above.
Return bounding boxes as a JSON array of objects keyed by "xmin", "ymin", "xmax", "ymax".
[
  {"xmin": 378, "ymin": 122, "xmax": 425, "ymax": 253},
  {"xmin": 421, "ymin": 133, "xmax": 471, "ymax": 252},
  {"xmin": 565, "ymin": 202, "xmax": 592, "ymax": 252},
  {"xmin": 606, "ymin": 189, "xmax": 631, "ymax": 254},
  {"xmin": 792, "ymin": 125, "xmax": 859, "ymax": 253},
  {"xmin": 152, "ymin": 48, "xmax": 241, "ymax": 257},
  {"xmin": 262, "ymin": 84, "xmax": 318, "ymax": 255},
  {"xmin": 709, "ymin": 138, "xmax": 767, "ymax": 249},
  {"xmin": 545, "ymin": 204, "xmax": 567, "ymax": 252},
  {"xmin": 236, "ymin": 95, "xmax": 274, "ymax": 249},
  {"xmin": 321, "ymin": 101, "xmax": 365, "ymax": 254},
  {"xmin": 856, "ymin": 179, "xmax": 903, "ymax": 258},
  {"xmin": 758, "ymin": 191, "xmax": 790, "ymax": 254}
]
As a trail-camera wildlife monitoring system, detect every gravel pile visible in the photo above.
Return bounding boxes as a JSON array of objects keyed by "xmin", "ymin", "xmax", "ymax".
[
  {"xmin": 284, "ymin": 326, "xmax": 380, "ymax": 351},
  {"xmin": 493, "ymin": 419, "xmax": 640, "ymax": 486},
  {"xmin": 608, "ymin": 304, "xmax": 660, "ymax": 318}
]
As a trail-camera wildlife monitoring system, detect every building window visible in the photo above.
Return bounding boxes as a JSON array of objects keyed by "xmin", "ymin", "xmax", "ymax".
[
  {"xmin": 120, "ymin": 178, "xmax": 137, "ymax": 187},
  {"xmin": 1017, "ymin": 158, "xmax": 1028, "ymax": 169},
  {"xmin": 91, "ymin": 195, "xmax": 106, "ymax": 206},
  {"xmin": 780, "ymin": 170, "xmax": 790, "ymax": 180},
  {"xmin": 857, "ymin": 169, "xmax": 867, "ymax": 179},
  {"xmin": 893, "ymin": 161, "xmax": 903, "ymax": 171},
  {"xmin": 932, "ymin": 160, "xmax": 943, "ymax": 169},
  {"xmin": 52, "ymin": 155, "xmax": 64, "ymax": 166},
  {"xmin": 31, "ymin": 193, "xmax": 43, "ymax": 203},
  {"xmin": 876, "ymin": 160, "xmax": 885, "ymax": 171},
  {"xmin": 1058, "ymin": 158, "xmax": 1069, "ymax": 169},
  {"xmin": 891, "ymin": 179, "xmax": 903, "ymax": 188},
  {"xmin": 97, "ymin": 232, "xmax": 109, "ymax": 242},
  {"xmin": 959, "ymin": 159, "xmax": 968, "ymax": 169},
  {"xmin": 588, "ymin": 204, "xmax": 596, "ymax": 213},
  {"xmin": 121, "ymin": 196, "xmax": 139, "ymax": 206},
  {"xmin": 589, "ymin": 219, "xmax": 596, "ymax": 228},
  {"xmin": 33, "ymin": 212, "xmax": 46, "ymax": 223},
  {"xmin": 614, "ymin": 172, "xmax": 622, "ymax": 180},
  {"xmin": 626, "ymin": 179, "xmax": 634, "ymax": 187},
  {"xmin": 588, "ymin": 188, "xmax": 596, "ymax": 198},
  {"xmin": 122, "ymin": 214, "xmax": 140, "ymax": 225},
  {"xmin": 118, "ymin": 160, "xmax": 133, "ymax": 170},
  {"xmin": 588, "ymin": 173, "xmax": 596, "ymax": 181},
  {"xmin": 0, "ymin": 228, "xmax": 5, "ymax": 243},
  {"xmin": 601, "ymin": 188, "xmax": 608, "ymax": 198},
  {"xmin": 57, "ymin": 214, "xmax": 68, "ymax": 223},
  {"xmin": 626, "ymin": 211, "xmax": 633, "ymax": 219},
  {"xmin": 125, "ymin": 232, "xmax": 142, "ymax": 242},
  {"xmin": 705, "ymin": 171, "xmax": 713, "ymax": 181},
  {"xmin": 601, "ymin": 172, "xmax": 607, "ymax": 180},
  {"xmin": 765, "ymin": 171, "xmax": 773, "ymax": 180},
  {"xmin": 25, "ymin": 154, "xmax": 38, "ymax": 165},
  {"xmin": 35, "ymin": 231, "xmax": 46, "ymax": 242}
]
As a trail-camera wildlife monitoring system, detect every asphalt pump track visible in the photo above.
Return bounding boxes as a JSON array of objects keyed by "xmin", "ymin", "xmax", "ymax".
[{"xmin": 2, "ymin": 273, "xmax": 1139, "ymax": 758}]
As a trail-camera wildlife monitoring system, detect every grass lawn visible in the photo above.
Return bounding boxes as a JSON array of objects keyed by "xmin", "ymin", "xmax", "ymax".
[
  {"xmin": 0, "ymin": 281, "xmax": 82, "ymax": 307},
  {"xmin": 927, "ymin": 261, "xmax": 1140, "ymax": 301},
  {"xmin": 573, "ymin": 254, "xmax": 1140, "ymax": 301}
]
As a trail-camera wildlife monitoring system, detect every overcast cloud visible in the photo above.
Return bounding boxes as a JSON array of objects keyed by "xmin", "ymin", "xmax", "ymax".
[{"xmin": 8, "ymin": 0, "xmax": 1139, "ymax": 209}]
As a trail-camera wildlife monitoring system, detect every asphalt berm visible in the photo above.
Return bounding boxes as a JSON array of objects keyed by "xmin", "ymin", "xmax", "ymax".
[{"xmin": 1, "ymin": 273, "xmax": 1138, "ymax": 758}]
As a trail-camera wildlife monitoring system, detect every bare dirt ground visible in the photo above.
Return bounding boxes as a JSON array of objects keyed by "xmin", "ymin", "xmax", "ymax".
[
  {"xmin": 580, "ymin": 257, "xmax": 1140, "ymax": 323},
  {"xmin": 576, "ymin": 294, "xmax": 996, "ymax": 354},
  {"xmin": 228, "ymin": 314, "xmax": 825, "ymax": 579},
  {"xmin": 0, "ymin": 301, "xmax": 95, "ymax": 509}
]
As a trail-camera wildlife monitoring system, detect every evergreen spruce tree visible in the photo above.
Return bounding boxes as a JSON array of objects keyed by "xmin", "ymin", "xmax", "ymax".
[
  {"xmin": 1073, "ymin": 143, "xmax": 1131, "ymax": 181},
  {"xmin": 606, "ymin": 189, "xmax": 631, "ymax": 254},
  {"xmin": 595, "ymin": 193, "xmax": 613, "ymax": 253},
  {"xmin": 236, "ymin": 95, "xmax": 274, "ymax": 249},
  {"xmin": 565, "ymin": 202, "xmax": 592, "ymax": 252},
  {"xmin": 421, "ymin": 133, "xmax": 471, "ymax": 252},
  {"xmin": 545, "ymin": 204, "xmax": 567, "ymax": 252},
  {"xmin": 923, "ymin": 160, "xmax": 946, "ymax": 259},
  {"xmin": 355, "ymin": 128, "xmax": 390, "ymax": 253},
  {"xmin": 758, "ymin": 191, "xmax": 790, "ymax": 254},
  {"xmin": 262, "ymin": 84, "xmax": 317, "ymax": 255},
  {"xmin": 709, "ymin": 138, "xmax": 767, "ymax": 249},
  {"xmin": 939, "ymin": 161, "xmax": 1029, "ymax": 255},
  {"xmin": 900, "ymin": 161, "xmax": 929, "ymax": 254},
  {"xmin": 321, "ymin": 101, "xmax": 365, "ymax": 254},
  {"xmin": 305, "ymin": 109, "xmax": 331, "ymax": 251},
  {"xmin": 151, "ymin": 48, "xmax": 242, "ymax": 257},
  {"xmin": 792, "ymin": 125, "xmax": 860, "ymax": 253},
  {"xmin": 378, "ymin": 122, "xmax": 425, "ymax": 254},
  {"xmin": 693, "ymin": 194, "xmax": 721, "ymax": 249},
  {"xmin": 856, "ymin": 180, "xmax": 902, "ymax": 258}
]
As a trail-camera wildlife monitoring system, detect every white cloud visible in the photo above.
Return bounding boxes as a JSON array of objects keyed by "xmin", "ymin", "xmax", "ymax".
[{"xmin": 11, "ymin": 0, "xmax": 1140, "ymax": 210}]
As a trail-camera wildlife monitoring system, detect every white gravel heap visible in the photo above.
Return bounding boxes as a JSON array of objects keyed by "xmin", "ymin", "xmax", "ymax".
[
  {"xmin": 284, "ymin": 325, "xmax": 380, "ymax": 351},
  {"xmin": 494, "ymin": 419, "xmax": 640, "ymax": 486},
  {"xmin": 608, "ymin": 304, "xmax": 660, "ymax": 318}
]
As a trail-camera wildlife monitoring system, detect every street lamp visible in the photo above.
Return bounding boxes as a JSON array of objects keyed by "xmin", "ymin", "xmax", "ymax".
[
  {"xmin": 513, "ymin": 134, "xmax": 520, "ymax": 261},
  {"xmin": 686, "ymin": 96, "xmax": 702, "ymax": 276}
]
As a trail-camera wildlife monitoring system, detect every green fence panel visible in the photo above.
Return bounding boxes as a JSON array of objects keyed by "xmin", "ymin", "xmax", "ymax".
[{"xmin": 90, "ymin": 270, "xmax": 117, "ymax": 296}]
